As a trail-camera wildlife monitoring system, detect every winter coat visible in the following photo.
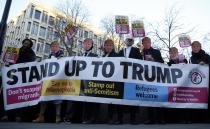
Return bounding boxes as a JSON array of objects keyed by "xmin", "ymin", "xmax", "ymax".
[
  {"xmin": 190, "ymin": 49, "xmax": 210, "ymax": 64},
  {"xmin": 142, "ymin": 47, "xmax": 164, "ymax": 63},
  {"xmin": 118, "ymin": 47, "xmax": 142, "ymax": 59},
  {"xmin": 16, "ymin": 47, "xmax": 36, "ymax": 63},
  {"xmin": 49, "ymin": 50, "xmax": 64, "ymax": 59}
]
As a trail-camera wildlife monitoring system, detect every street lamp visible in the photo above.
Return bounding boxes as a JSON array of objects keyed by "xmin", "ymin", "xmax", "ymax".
[{"xmin": 0, "ymin": 0, "xmax": 12, "ymax": 57}]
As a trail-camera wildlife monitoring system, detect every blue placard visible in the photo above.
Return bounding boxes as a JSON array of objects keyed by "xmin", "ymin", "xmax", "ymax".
[{"xmin": 124, "ymin": 82, "xmax": 168, "ymax": 102}]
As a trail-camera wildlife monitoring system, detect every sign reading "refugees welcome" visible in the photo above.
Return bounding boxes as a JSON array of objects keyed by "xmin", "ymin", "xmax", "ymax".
[{"xmin": 2, "ymin": 57, "xmax": 209, "ymax": 110}]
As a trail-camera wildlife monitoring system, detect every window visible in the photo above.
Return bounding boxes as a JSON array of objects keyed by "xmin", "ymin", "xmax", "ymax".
[
  {"xmin": 38, "ymin": 38, "xmax": 44, "ymax": 43},
  {"xmin": 84, "ymin": 31, "xmax": 88, "ymax": 38},
  {"xmin": 37, "ymin": 38, "xmax": 44, "ymax": 53},
  {"xmin": 23, "ymin": 10, "xmax": 26, "ymax": 18},
  {"xmin": 27, "ymin": 22, "xmax": 31, "ymax": 32},
  {"xmin": 30, "ymin": 38, "xmax": 36, "ymax": 51},
  {"xmin": 94, "ymin": 35, "xmax": 97, "ymax": 43},
  {"xmin": 34, "ymin": 10, "xmax": 41, "ymax": 20},
  {"xmin": 60, "ymin": 18, "xmax": 67, "ymax": 30},
  {"xmin": 43, "ymin": 55, "xmax": 49, "ymax": 59},
  {"xmin": 41, "ymin": 11, "xmax": 48, "ymax": 23},
  {"xmin": 39, "ymin": 26, "xmax": 46, "ymax": 37},
  {"xmin": 93, "ymin": 44, "xmax": 97, "ymax": 54},
  {"xmin": 78, "ymin": 40, "xmax": 82, "ymax": 52},
  {"xmin": 25, "ymin": 34, "xmax": 29, "ymax": 38},
  {"xmin": 44, "ymin": 43, "xmax": 51, "ymax": 54},
  {"xmin": 99, "ymin": 37, "xmax": 103, "ymax": 48},
  {"xmin": 46, "ymin": 26, "xmax": 53, "ymax": 40},
  {"xmin": 74, "ymin": 39, "xmax": 78, "ymax": 48},
  {"xmin": 36, "ymin": 43, "xmax": 43, "ymax": 53},
  {"xmin": 89, "ymin": 32, "xmax": 93, "ymax": 38},
  {"xmin": 79, "ymin": 29, "xmax": 83, "ymax": 37},
  {"xmin": 31, "ymin": 22, "xmax": 39, "ymax": 35},
  {"xmin": 16, "ymin": 26, "xmax": 20, "ymax": 36},
  {"xmin": 30, "ymin": 5, "xmax": 34, "ymax": 18},
  {"xmin": 22, "ymin": 21, "xmax": 25, "ymax": 27},
  {"xmin": 10, "ymin": 32, "xmax": 14, "ymax": 40},
  {"xmin": 53, "ymin": 31, "xmax": 59, "ymax": 40},
  {"xmin": 49, "ymin": 16, "xmax": 54, "ymax": 26}
]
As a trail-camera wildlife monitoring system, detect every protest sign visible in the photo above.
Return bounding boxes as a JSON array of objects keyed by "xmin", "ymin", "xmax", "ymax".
[{"xmin": 2, "ymin": 57, "xmax": 209, "ymax": 110}]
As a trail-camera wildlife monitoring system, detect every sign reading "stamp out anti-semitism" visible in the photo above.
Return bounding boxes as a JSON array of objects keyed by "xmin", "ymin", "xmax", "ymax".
[{"xmin": 2, "ymin": 57, "xmax": 209, "ymax": 110}]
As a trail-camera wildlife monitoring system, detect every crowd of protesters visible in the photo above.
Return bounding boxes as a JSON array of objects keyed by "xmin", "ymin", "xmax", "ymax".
[{"xmin": 0, "ymin": 36, "xmax": 210, "ymax": 124}]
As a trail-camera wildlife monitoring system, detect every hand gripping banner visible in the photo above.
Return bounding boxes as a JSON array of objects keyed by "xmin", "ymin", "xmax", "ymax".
[{"xmin": 1, "ymin": 57, "xmax": 209, "ymax": 110}]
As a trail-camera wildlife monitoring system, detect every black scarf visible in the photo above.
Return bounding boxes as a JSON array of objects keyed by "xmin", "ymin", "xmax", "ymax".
[{"xmin": 192, "ymin": 49, "xmax": 206, "ymax": 60}]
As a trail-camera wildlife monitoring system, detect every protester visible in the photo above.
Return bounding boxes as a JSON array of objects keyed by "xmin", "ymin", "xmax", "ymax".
[
  {"xmin": 190, "ymin": 41, "xmax": 210, "ymax": 123},
  {"xmin": 1, "ymin": 38, "xmax": 36, "ymax": 122},
  {"xmin": 141, "ymin": 37, "xmax": 165, "ymax": 124},
  {"xmin": 141, "ymin": 37, "xmax": 164, "ymax": 63},
  {"xmin": 101, "ymin": 39, "xmax": 123, "ymax": 124},
  {"xmin": 168, "ymin": 47, "xmax": 187, "ymax": 65},
  {"xmin": 103, "ymin": 39, "xmax": 118, "ymax": 57},
  {"xmin": 167, "ymin": 47, "xmax": 191, "ymax": 123},
  {"xmin": 33, "ymin": 41, "xmax": 64, "ymax": 123},
  {"xmin": 16, "ymin": 38, "xmax": 36, "ymax": 63},
  {"xmin": 190, "ymin": 41, "xmax": 210, "ymax": 64},
  {"xmin": 118, "ymin": 37, "xmax": 142, "ymax": 124},
  {"xmin": 82, "ymin": 38, "xmax": 99, "ymax": 124},
  {"xmin": 119, "ymin": 38, "xmax": 142, "ymax": 59}
]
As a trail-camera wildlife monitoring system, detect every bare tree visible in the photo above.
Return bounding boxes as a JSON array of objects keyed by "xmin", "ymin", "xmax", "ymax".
[
  {"xmin": 204, "ymin": 33, "xmax": 210, "ymax": 42},
  {"xmin": 201, "ymin": 32, "xmax": 210, "ymax": 54},
  {"xmin": 53, "ymin": 0, "xmax": 89, "ymax": 56},
  {"xmin": 148, "ymin": 5, "xmax": 195, "ymax": 59},
  {"xmin": 100, "ymin": 15, "xmax": 124, "ymax": 52}
]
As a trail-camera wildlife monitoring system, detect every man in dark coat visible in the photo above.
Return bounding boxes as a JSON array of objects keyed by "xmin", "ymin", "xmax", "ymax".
[
  {"xmin": 141, "ymin": 37, "xmax": 164, "ymax": 63},
  {"xmin": 118, "ymin": 38, "xmax": 142, "ymax": 59},
  {"xmin": 118, "ymin": 37, "xmax": 142, "ymax": 124},
  {"xmin": 142, "ymin": 37, "xmax": 165, "ymax": 124}
]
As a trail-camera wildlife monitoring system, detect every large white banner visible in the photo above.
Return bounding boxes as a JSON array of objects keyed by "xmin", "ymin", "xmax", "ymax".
[{"xmin": 2, "ymin": 57, "xmax": 209, "ymax": 110}]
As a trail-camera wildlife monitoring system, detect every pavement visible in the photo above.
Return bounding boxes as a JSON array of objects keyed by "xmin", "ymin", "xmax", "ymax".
[{"xmin": 0, "ymin": 122, "xmax": 210, "ymax": 129}]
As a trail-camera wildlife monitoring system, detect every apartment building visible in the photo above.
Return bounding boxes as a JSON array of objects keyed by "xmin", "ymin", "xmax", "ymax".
[{"xmin": 3, "ymin": 3, "xmax": 104, "ymax": 60}]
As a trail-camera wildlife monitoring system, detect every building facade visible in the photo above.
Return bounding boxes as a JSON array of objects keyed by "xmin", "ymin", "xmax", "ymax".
[{"xmin": 3, "ymin": 3, "xmax": 104, "ymax": 61}]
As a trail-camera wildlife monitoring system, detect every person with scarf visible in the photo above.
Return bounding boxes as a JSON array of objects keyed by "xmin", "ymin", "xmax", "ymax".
[
  {"xmin": 102, "ymin": 39, "xmax": 123, "ymax": 124},
  {"xmin": 167, "ymin": 47, "xmax": 191, "ymax": 124},
  {"xmin": 190, "ymin": 41, "xmax": 210, "ymax": 123},
  {"xmin": 168, "ymin": 47, "xmax": 187, "ymax": 66},
  {"xmin": 81, "ymin": 38, "xmax": 98, "ymax": 124},
  {"xmin": 33, "ymin": 41, "xmax": 64, "ymax": 123},
  {"xmin": 142, "ymin": 37, "xmax": 165, "ymax": 124},
  {"xmin": 118, "ymin": 37, "xmax": 142, "ymax": 124}
]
